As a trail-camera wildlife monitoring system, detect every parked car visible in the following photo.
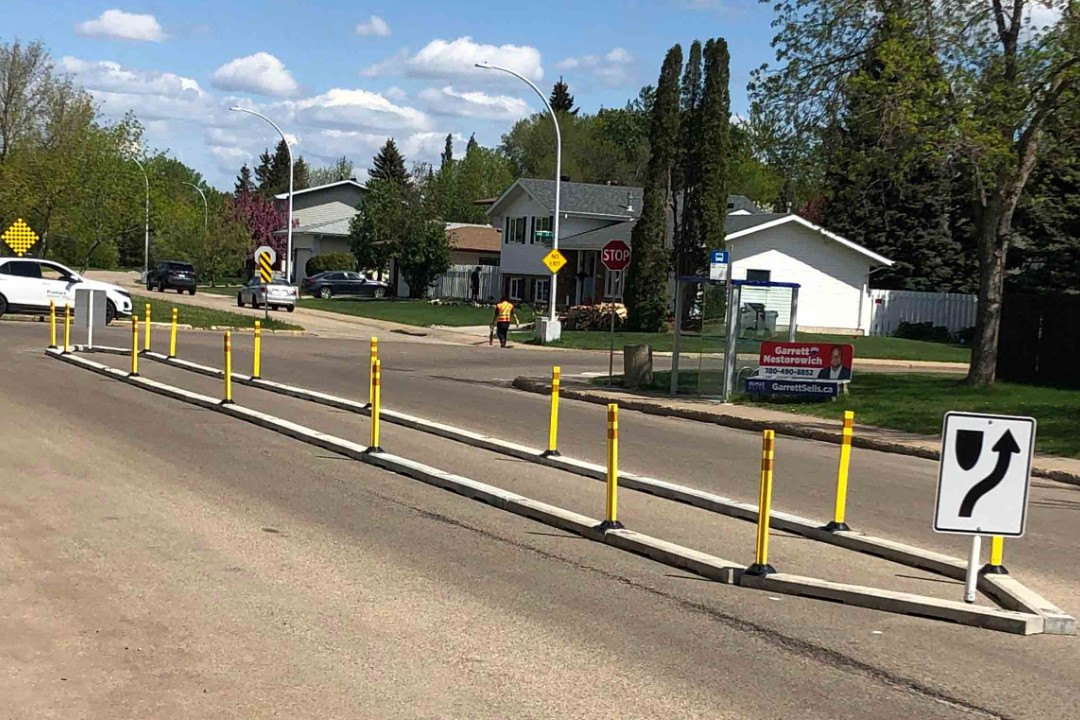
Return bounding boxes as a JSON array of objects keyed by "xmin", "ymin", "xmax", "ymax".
[
  {"xmin": 237, "ymin": 277, "xmax": 297, "ymax": 312},
  {"xmin": 0, "ymin": 257, "xmax": 132, "ymax": 323},
  {"xmin": 146, "ymin": 261, "xmax": 197, "ymax": 294},
  {"xmin": 301, "ymin": 271, "xmax": 388, "ymax": 300}
]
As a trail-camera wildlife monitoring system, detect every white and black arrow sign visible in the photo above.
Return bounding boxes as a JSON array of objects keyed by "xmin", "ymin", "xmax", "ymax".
[{"xmin": 934, "ymin": 412, "xmax": 1036, "ymax": 537}]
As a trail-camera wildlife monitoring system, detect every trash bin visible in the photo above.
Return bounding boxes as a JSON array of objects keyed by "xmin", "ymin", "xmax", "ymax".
[{"xmin": 762, "ymin": 310, "xmax": 778, "ymax": 333}]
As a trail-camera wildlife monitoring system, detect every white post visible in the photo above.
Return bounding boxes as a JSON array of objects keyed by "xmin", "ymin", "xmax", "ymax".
[
  {"xmin": 474, "ymin": 62, "xmax": 561, "ymax": 342},
  {"xmin": 230, "ymin": 107, "xmax": 294, "ymax": 283},
  {"xmin": 184, "ymin": 182, "xmax": 208, "ymax": 238},
  {"xmin": 964, "ymin": 535, "xmax": 982, "ymax": 604},
  {"xmin": 132, "ymin": 157, "xmax": 150, "ymax": 277},
  {"xmin": 87, "ymin": 291, "xmax": 94, "ymax": 350}
]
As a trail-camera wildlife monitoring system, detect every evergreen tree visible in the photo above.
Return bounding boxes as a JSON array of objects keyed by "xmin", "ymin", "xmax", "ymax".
[
  {"xmin": 293, "ymin": 155, "xmax": 310, "ymax": 191},
  {"xmin": 674, "ymin": 40, "xmax": 704, "ymax": 285},
  {"xmin": 466, "ymin": 133, "xmax": 478, "ymax": 153},
  {"xmin": 254, "ymin": 148, "xmax": 273, "ymax": 196},
  {"xmin": 441, "ymin": 134, "xmax": 453, "ymax": 170},
  {"xmin": 369, "ymin": 138, "xmax": 409, "ymax": 185},
  {"xmin": 698, "ymin": 38, "xmax": 731, "ymax": 255},
  {"xmin": 234, "ymin": 164, "xmax": 255, "ymax": 197},
  {"xmin": 625, "ymin": 44, "xmax": 682, "ymax": 332},
  {"xmin": 549, "ymin": 76, "xmax": 577, "ymax": 115}
]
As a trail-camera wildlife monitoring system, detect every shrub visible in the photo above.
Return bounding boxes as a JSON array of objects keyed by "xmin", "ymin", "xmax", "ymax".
[
  {"xmin": 306, "ymin": 252, "xmax": 356, "ymax": 276},
  {"xmin": 895, "ymin": 321, "xmax": 953, "ymax": 344}
]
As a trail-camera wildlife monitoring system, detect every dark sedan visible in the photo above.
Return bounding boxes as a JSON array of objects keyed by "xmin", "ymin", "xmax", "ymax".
[
  {"xmin": 147, "ymin": 261, "xmax": 197, "ymax": 294},
  {"xmin": 301, "ymin": 271, "xmax": 389, "ymax": 299}
]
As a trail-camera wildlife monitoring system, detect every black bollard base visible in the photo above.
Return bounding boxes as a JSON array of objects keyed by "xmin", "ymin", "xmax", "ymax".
[
  {"xmin": 541, "ymin": 449, "xmax": 561, "ymax": 458},
  {"xmin": 980, "ymin": 564, "xmax": 1009, "ymax": 575},
  {"xmin": 596, "ymin": 519, "xmax": 624, "ymax": 531},
  {"xmin": 822, "ymin": 521, "xmax": 851, "ymax": 532},
  {"xmin": 744, "ymin": 563, "xmax": 776, "ymax": 577}
]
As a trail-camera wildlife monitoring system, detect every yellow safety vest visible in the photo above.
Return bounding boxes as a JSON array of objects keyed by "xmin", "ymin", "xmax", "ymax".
[{"xmin": 496, "ymin": 301, "xmax": 514, "ymax": 322}]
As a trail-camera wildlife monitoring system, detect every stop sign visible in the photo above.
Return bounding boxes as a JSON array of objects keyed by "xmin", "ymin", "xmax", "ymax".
[{"xmin": 601, "ymin": 239, "xmax": 631, "ymax": 271}]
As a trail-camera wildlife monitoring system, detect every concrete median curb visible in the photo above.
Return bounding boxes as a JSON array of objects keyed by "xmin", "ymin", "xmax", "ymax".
[
  {"xmin": 127, "ymin": 350, "xmax": 1075, "ymax": 635},
  {"xmin": 512, "ymin": 376, "xmax": 1080, "ymax": 486}
]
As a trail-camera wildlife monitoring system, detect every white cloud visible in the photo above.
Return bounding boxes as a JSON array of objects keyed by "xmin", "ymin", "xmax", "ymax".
[
  {"xmin": 212, "ymin": 53, "xmax": 298, "ymax": 96},
  {"xmin": 210, "ymin": 145, "xmax": 249, "ymax": 162},
  {"xmin": 355, "ymin": 15, "xmax": 391, "ymax": 37},
  {"xmin": 384, "ymin": 85, "xmax": 407, "ymax": 100},
  {"xmin": 1027, "ymin": 2, "xmax": 1062, "ymax": 28},
  {"xmin": 61, "ymin": 57, "xmax": 202, "ymax": 99},
  {"xmin": 556, "ymin": 48, "xmax": 635, "ymax": 88},
  {"xmin": 76, "ymin": 9, "xmax": 166, "ymax": 42},
  {"xmin": 292, "ymin": 88, "xmax": 430, "ymax": 132},
  {"xmin": 362, "ymin": 36, "xmax": 543, "ymax": 83},
  {"xmin": 417, "ymin": 86, "xmax": 530, "ymax": 121}
]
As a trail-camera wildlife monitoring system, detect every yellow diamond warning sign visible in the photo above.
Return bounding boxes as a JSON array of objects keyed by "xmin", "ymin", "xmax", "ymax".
[
  {"xmin": 542, "ymin": 248, "xmax": 567, "ymax": 274},
  {"xmin": 3, "ymin": 219, "xmax": 39, "ymax": 257}
]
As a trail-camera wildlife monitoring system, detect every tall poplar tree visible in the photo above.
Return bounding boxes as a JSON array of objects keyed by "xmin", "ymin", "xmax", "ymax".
[
  {"xmin": 625, "ymin": 44, "xmax": 682, "ymax": 332},
  {"xmin": 698, "ymin": 38, "xmax": 731, "ymax": 255}
]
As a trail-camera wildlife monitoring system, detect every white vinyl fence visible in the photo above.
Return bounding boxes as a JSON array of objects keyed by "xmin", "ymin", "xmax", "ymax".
[
  {"xmin": 868, "ymin": 289, "xmax": 977, "ymax": 337},
  {"xmin": 399, "ymin": 264, "xmax": 502, "ymax": 300}
]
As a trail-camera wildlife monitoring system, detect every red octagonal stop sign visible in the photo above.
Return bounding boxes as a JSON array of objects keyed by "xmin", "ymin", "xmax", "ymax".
[{"xmin": 601, "ymin": 239, "xmax": 631, "ymax": 271}]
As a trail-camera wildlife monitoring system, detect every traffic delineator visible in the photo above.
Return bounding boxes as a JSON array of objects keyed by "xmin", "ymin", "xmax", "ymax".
[
  {"xmin": 221, "ymin": 331, "xmax": 234, "ymax": 405},
  {"xmin": 597, "ymin": 403, "xmax": 624, "ymax": 530},
  {"xmin": 168, "ymin": 308, "xmax": 178, "ymax": 358},
  {"xmin": 144, "ymin": 303, "xmax": 151, "ymax": 351},
  {"xmin": 129, "ymin": 315, "xmax": 139, "ymax": 377},
  {"xmin": 367, "ymin": 358, "xmax": 383, "ymax": 452},
  {"xmin": 253, "ymin": 320, "xmax": 262, "ymax": 379},
  {"xmin": 368, "ymin": 336, "xmax": 378, "ymax": 406},
  {"xmin": 824, "ymin": 411, "xmax": 854, "ymax": 532},
  {"xmin": 49, "ymin": 300, "xmax": 58, "ymax": 349},
  {"xmin": 982, "ymin": 536, "xmax": 1009, "ymax": 575},
  {"xmin": 63, "ymin": 302, "xmax": 72, "ymax": 353},
  {"xmin": 542, "ymin": 366, "xmax": 561, "ymax": 457},
  {"xmin": 746, "ymin": 429, "xmax": 777, "ymax": 576}
]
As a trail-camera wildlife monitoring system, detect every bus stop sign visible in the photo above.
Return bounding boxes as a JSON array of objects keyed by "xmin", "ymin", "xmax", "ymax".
[{"xmin": 601, "ymin": 240, "xmax": 631, "ymax": 271}]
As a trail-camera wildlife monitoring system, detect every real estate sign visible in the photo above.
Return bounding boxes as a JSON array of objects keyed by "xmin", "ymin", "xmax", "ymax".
[{"xmin": 759, "ymin": 341, "xmax": 854, "ymax": 381}]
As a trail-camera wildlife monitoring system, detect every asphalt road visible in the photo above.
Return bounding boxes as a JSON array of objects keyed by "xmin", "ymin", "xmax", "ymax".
[{"xmin": 3, "ymin": 321, "xmax": 1078, "ymax": 719}]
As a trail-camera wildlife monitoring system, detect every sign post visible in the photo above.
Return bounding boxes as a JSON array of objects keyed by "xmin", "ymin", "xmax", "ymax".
[
  {"xmin": 934, "ymin": 412, "xmax": 1036, "ymax": 603},
  {"xmin": 255, "ymin": 245, "xmax": 276, "ymax": 322},
  {"xmin": 601, "ymin": 239, "xmax": 631, "ymax": 386}
]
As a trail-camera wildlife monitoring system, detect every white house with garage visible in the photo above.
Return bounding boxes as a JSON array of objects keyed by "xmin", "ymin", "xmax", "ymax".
[{"xmin": 274, "ymin": 179, "xmax": 368, "ymax": 282}]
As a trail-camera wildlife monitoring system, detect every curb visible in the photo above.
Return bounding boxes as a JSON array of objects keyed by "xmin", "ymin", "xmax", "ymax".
[
  {"xmin": 512, "ymin": 377, "xmax": 1080, "ymax": 486},
  {"xmin": 123, "ymin": 349, "xmax": 1073, "ymax": 635}
]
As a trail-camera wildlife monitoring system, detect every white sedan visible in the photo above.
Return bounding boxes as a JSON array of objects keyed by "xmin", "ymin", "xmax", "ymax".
[
  {"xmin": 0, "ymin": 257, "xmax": 133, "ymax": 323},
  {"xmin": 237, "ymin": 277, "xmax": 297, "ymax": 312}
]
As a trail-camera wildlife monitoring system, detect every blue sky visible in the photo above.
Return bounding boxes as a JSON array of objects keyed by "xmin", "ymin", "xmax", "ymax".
[{"xmin": 2, "ymin": 1, "xmax": 779, "ymax": 190}]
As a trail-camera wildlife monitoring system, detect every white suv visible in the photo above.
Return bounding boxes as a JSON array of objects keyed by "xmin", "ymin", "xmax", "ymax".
[{"xmin": 0, "ymin": 258, "xmax": 133, "ymax": 324}]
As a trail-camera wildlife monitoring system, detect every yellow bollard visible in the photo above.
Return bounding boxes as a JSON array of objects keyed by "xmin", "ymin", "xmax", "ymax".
[
  {"xmin": 168, "ymin": 308, "xmax": 178, "ymax": 358},
  {"xmin": 221, "ymin": 331, "xmax": 234, "ymax": 405},
  {"xmin": 367, "ymin": 358, "xmax": 383, "ymax": 452},
  {"xmin": 144, "ymin": 303, "xmax": 151, "ymax": 351},
  {"xmin": 825, "ymin": 411, "xmax": 855, "ymax": 532},
  {"xmin": 542, "ymin": 366, "xmax": 561, "ymax": 457},
  {"xmin": 63, "ymin": 302, "xmax": 72, "ymax": 352},
  {"xmin": 368, "ymin": 336, "xmax": 378, "ymax": 406},
  {"xmin": 981, "ymin": 535, "xmax": 1009, "ymax": 575},
  {"xmin": 129, "ymin": 315, "xmax": 139, "ymax": 376},
  {"xmin": 253, "ymin": 320, "xmax": 262, "ymax": 379},
  {"xmin": 49, "ymin": 300, "xmax": 58, "ymax": 349},
  {"xmin": 747, "ymin": 430, "xmax": 777, "ymax": 576},
  {"xmin": 598, "ymin": 403, "xmax": 624, "ymax": 530}
]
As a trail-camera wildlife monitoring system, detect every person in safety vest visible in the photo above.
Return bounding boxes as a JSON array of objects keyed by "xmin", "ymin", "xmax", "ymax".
[{"xmin": 490, "ymin": 295, "xmax": 520, "ymax": 348}]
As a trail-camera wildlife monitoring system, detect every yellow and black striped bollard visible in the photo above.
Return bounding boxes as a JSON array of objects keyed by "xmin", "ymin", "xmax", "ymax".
[
  {"xmin": 144, "ymin": 302, "xmax": 151, "ymax": 351},
  {"xmin": 368, "ymin": 336, "xmax": 378, "ymax": 406},
  {"xmin": 63, "ymin": 302, "xmax": 72, "ymax": 352},
  {"xmin": 746, "ymin": 430, "xmax": 777, "ymax": 576},
  {"xmin": 824, "ymin": 411, "xmax": 854, "ymax": 532},
  {"xmin": 221, "ymin": 331, "xmax": 234, "ymax": 405},
  {"xmin": 597, "ymin": 403, "xmax": 624, "ymax": 530},
  {"xmin": 129, "ymin": 315, "xmax": 139, "ymax": 377},
  {"xmin": 48, "ymin": 300, "xmax": 58, "ymax": 350},
  {"xmin": 981, "ymin": 536, "xmax": 1009, "ymax": 575},
  {"xmin": 542, "ymin": 366, "xmax": 561, "ymax": 457},
  {"xmin": 253, "ymin": 320, "xmax": 262, "ymax": 379},
  {"xmin": 168, "ymin": 308, "xmax": 178, "ymax": 358},
  {"xmin": 367, "ymin": 358, "xmax": 383, "ymax": 452}
]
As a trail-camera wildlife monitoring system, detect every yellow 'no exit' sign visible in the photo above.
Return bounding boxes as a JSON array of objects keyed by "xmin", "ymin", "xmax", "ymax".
[{"xmin": 542, "ymin": 248, "xmax": 567, "ymax": 274}]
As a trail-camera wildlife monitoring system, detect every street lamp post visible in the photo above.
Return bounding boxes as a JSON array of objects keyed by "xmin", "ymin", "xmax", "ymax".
[
  {"xmin": 230, "ymin": 106, "xmax": 294, "ymax": 283},
  {"xmin": 131, "ymin": 157, "xmax": 150, "ymax": 279},
  {"xmin": 475, "ymin": 61, "xmax": 562, "ymax": 343},
  {"xmin": 182, "ymin": 182, "xmax": 208, "ymax": 238}
]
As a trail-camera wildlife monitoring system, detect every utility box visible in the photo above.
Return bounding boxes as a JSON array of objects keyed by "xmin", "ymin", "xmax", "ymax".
[{"xmin": 74, "ymin": 288, "xmax": 108, "ymax": 347}]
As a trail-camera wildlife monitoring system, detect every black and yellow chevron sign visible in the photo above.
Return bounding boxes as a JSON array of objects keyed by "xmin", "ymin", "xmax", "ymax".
[
  {"xmin": 257, "ymin": 251, "xmax": 273, "ymax": 283},
  {"xmin": 3, "ymin": 218, "xmax": 39, "ymax": 257}
]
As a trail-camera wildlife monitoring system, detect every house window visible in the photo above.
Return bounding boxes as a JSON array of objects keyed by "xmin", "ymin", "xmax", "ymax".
[
  {"xmin": 532, "ymin": 215, "xmax": 553, "ymax": 246},
  {"xmin": 746, "ymin": 269, "xmax": 771, "ymax": 283},
  {"xmin": 505, "ymin": 217, "xmax": 526, "ymax": 244},
  {"xmin": 509, "ymin": 277, "xmax": 524, "ymax": 300},
  {"xmin": 478, "ymin": 257, "xmax": 499, "ymax": 266},
  {"xmin": 534, "ymin": 278, "xmax": 550, "ymax": 303}
]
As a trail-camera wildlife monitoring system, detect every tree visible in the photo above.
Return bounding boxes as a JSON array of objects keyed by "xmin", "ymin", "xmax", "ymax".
[
  {"xmin": 625, "ymin": 44, "xmax": 682, "ymax": 332},
  {"xmin": 697, "ymin": 38, "xmax": 731, "ymax": 255},
  {"xmin": 349, "ymin": 179, "xmax": 401, "ymax": 275},
  {"xmin": 234, "ymin": 164, "xmax": 255, "ymax": 196},
  {"xmin": 229, "ymin": 189, "xmax": 287, "ymax": 258},
  {"xmin": 752, "ymin": 0, "xmax": 1080, "ymax": 385},
  {"xmin": 254, "ymin": 148, "xmax": 274, "ymax": 195},
  {"xmin": 441, "ymin": 134, "xmax": 453, "ymax": 169},
  {"xmin": 550, "ymin": 76, "xmax": 577, "ymax": 114},
  {"xmin": 293, "ymin": 155, "xmax": 310, "ymax": 191},
  {"xmin": 309, "ymin": 156, "xmax": 354, "ymax": 186},
  {"xmin": 674, "ymin": 40, "xmax": 704, "ymax": 285},
  {"xmin": 397, "ymin": 200, "xmax": 451, "ymax": 296},
  {"xmin": 369, "ymin": 138, "xmax": 409, "ymax": 185},
  {"xmin": 0, "ymin": 39, "xmax": 56, "ymax": 162}
]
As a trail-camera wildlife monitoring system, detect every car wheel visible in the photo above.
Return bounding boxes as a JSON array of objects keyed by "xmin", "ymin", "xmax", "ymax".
[
  {"xmin": 189, "ymin": 288, "xmax": 196, "ymax": 296},
  {"xmin": 286, "ymin": 305, "xmax": 295, "ymax": 313},
  {"xmin": 237, "ymin": 293, "xmax": 244, "ymax": 307},
  {"xmin": 374, "ymin": 287, "xmax": 386, "ymax": 299},
  {"xmin": 147, "ymin": 280, "xmax": 155, "ymax": 291},
  {"xmin": 105, "ymin": 300, "xmax": 116, "ymax": 326},
  {"xmin": 319, "ymin": 287, "xmax": 333, "ymax": 300},
  {"xmin": 0, "ymin": 293, "xmax": 8, "ymax": 318}
]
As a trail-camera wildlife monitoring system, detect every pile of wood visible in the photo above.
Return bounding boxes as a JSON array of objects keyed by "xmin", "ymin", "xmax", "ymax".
[{"xmin": 562, "ymin": 303, "xmax": 627, "ymax": 331}]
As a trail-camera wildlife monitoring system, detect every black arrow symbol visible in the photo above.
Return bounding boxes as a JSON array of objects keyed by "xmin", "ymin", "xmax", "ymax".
[{"xmin": 959, "ymin": 430, "xmax": 1021, "ymax": 517}]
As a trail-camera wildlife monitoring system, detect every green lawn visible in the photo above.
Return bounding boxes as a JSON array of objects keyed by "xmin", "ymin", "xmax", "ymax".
[
  {"xmin": 131, "ymin": 294, "xmax": 302, "ymax": 331},
  {"xmin": 596, "ymin": 371, "xmax": 1080, "ymax": 459},
  {"xmin": 530, "ymin": 330, "xmax": 971, "ymax": 363},
  {"xmin": 297, "ymin": 297, "xmax": 538, "ymax": 327}
]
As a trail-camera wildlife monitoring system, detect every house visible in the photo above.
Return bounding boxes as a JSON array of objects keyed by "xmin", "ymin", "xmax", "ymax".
[
  {"xmin": 274, "ymin": 179, "xmax": 367, "ymax": 282},
  {"xmin": 486, "ymin": 178, "xmax": 762, "ymax": 306},
  {"xmin": 724, "ymin": 213, "xmax": 893, "ymax": 334},
  {"xmin": 394, "ymin": 223, "xmax": 502, "ymax": 297}
]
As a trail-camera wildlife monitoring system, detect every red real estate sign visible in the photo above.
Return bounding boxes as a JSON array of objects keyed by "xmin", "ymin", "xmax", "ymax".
[
  {"xmin": 759, "ymin": 341, "xmax": 854, "ymax": 381},
  {"xmin": 601, "ymin": 239, "xmax": 631, "ymax": 271}
]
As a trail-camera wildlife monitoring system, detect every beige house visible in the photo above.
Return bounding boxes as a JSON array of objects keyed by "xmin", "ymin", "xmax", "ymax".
[{"xmin": 274, "ymin": 180, "xmax": 367, "ymax": 282}]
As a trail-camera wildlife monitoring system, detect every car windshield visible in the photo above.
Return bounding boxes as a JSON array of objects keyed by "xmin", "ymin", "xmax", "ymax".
[{"xmin": 168, "ymin": 263, "xmax": 194, "ymax": 272}]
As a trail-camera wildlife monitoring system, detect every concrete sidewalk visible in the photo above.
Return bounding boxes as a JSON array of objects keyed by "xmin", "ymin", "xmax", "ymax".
[{"xmin": 512, "ymin": 375, "xmax": 1080, "ymax": 486}]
